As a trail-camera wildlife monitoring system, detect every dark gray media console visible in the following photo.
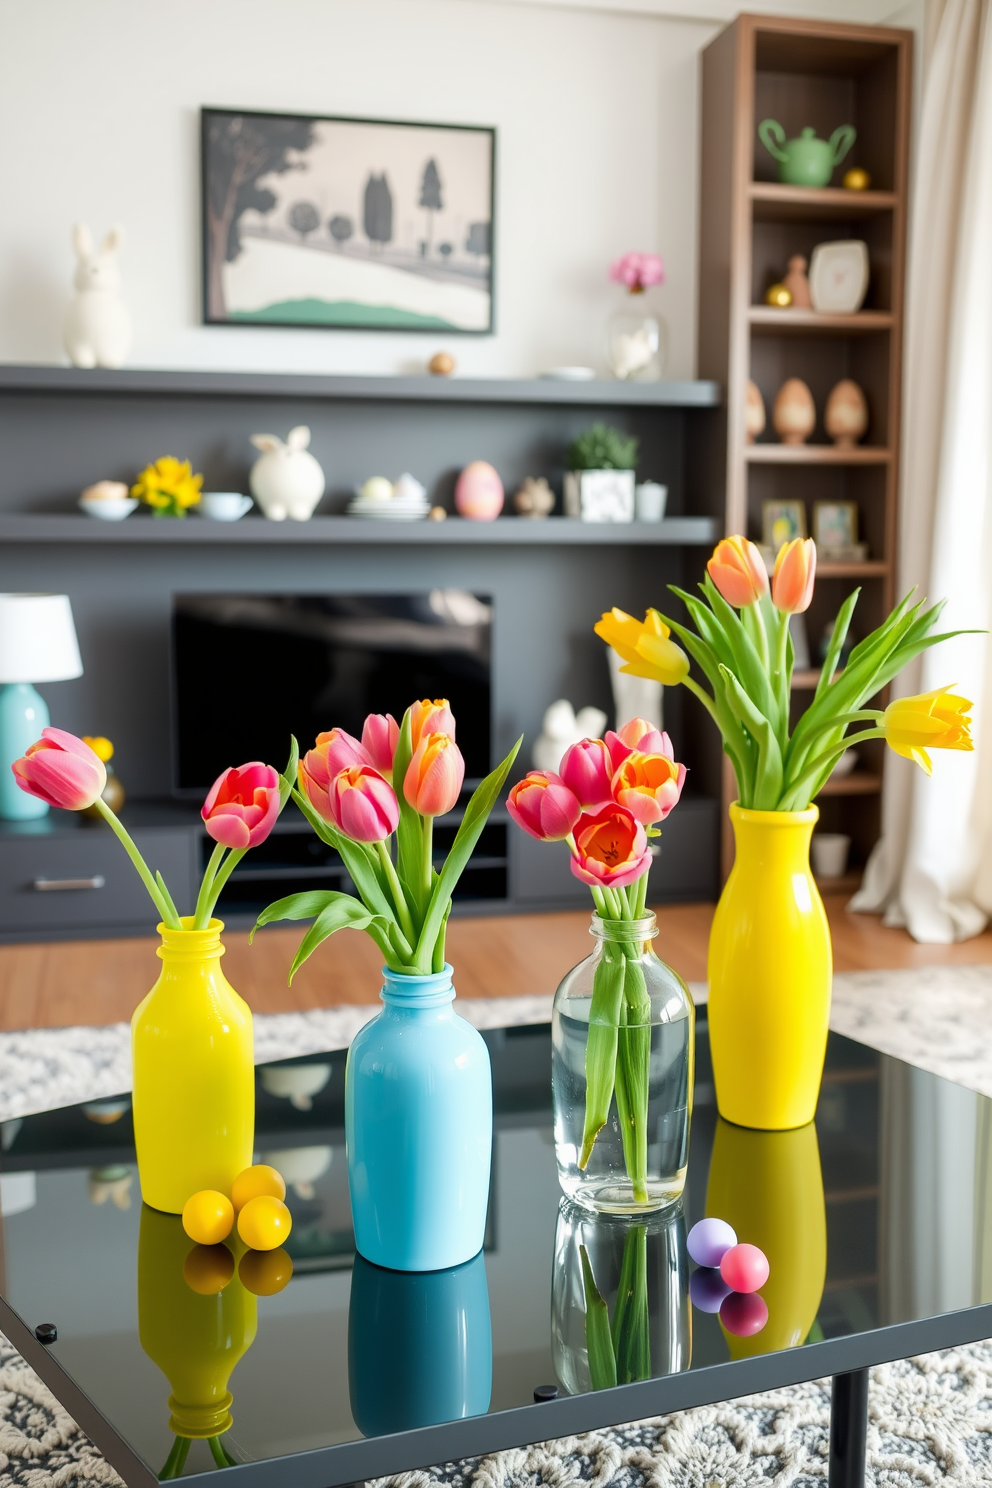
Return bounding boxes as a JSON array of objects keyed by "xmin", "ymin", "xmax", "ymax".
[{"xmin": 0, "ymin": 366, "xmax": 723, "ymax": 939}]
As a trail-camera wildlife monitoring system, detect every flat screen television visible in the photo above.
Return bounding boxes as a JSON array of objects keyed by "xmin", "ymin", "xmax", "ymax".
[{"xmin": 171, "ymin": 592, "xmax": 492, "ymax": 796}]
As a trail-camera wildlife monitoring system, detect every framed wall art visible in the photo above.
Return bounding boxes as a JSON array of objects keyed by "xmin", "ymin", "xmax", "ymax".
[
  {"xmin": 201, "ymin": 108, "xmax": 496, "ymax": 333},
  {"xmin": 761, "ymin": 498, "xmax": 806, "ymax": 551}
]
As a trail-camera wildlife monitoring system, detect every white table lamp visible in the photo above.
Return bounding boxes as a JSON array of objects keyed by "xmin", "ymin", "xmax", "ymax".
[{"xmin": 0, "ymin": 594, "xmax": 83, "ymax": 820}]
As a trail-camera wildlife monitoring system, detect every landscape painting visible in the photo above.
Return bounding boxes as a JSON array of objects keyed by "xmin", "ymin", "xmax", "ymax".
[{"xmin": 201, "ymin": 108, "xmax": 495, "ymax": 333}]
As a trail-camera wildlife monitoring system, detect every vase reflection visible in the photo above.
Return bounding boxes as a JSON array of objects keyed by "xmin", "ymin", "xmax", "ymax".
[
  {"xmin": 704, "ymin": 1118, "xmax": 826, "ymax": 1358},
  {"xmin": 137, "ymin": 1205, "xmax": 257, "ymax": 1475},
  {"xmin": 551, "ymin": 1198, "xmax": 690, "ymax": 1394},
  {"xmin": 348, "ymin": 1251, "xmax": 492, "ymax": 1435}
]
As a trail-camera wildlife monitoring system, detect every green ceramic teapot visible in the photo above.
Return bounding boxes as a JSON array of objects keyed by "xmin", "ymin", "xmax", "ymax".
[{"xmin": 758, "ymin": 120, "xmax": 856, "ymax": 187}]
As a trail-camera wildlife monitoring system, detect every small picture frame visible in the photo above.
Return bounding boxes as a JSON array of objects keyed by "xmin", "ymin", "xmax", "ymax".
[
  {"xmin": 813, "ymin": 501, "xmax": 859, "ymax": 550},
  {"xmin": 762, "ymin": 500, "xmax": 806, "ymax": 551}
]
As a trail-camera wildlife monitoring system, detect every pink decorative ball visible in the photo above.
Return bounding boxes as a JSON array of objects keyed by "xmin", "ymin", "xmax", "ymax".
[
  {"xmin": 720, "ymin": 1290, "xmax": 769, "ymax": 1338},
  {"xmin": 719, "ymin": 1243, "xmax": 770, "ymax": 1294},
  {"xmin": 455, "ymin": 461, "xmax": 503, "ymax": 521},
  {"xmin": 687, "ymin": 1217, "xmax": 737, "ymax": 1269}
]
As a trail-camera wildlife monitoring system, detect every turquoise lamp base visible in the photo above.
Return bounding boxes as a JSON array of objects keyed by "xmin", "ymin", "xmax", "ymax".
[{"xmin": 0, "ymin": 684, "xmax": 49, "ymax": 820}]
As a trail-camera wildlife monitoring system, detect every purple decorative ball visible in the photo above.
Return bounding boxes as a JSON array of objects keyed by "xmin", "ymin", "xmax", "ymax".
[
  {"xmin": 687, "ymin": 1217, "xmax": 737, "ymax": 1269},
  {"xmin": 719, "ymin": 1242, "xmax": 770, "ymax": 1294},
  {"xmin": 689, "ymin": 1267, "xmax": 732, "ymax": 1313},
  {"xmin": 720, "ymin": 1290, "xmax": 769, "ymax": 1338}
]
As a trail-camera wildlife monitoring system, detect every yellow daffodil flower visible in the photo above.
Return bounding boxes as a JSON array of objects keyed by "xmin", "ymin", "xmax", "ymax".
[
  {"xmin": 594, "ymin": 607, "xmax": 690, "ymax": 686},
  {"xmin": 132, "ymin": 457, "xmax": 203, "ymax": 518},
  {"xmin": 883, "ymin": 687, "xmax": 974, "ymax": 775}
]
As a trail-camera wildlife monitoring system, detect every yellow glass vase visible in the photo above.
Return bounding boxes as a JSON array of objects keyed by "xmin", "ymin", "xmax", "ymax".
[
  {"xmin": 706, "ymin": 1117, "xmax": 826, "ymax": 1358},
  {"xmin": 707, "ymin": 804, "xmax": 831, "ymax": 1129},
  {"xmin": 132, "ymin": 918, "xmax": 254, "ymax": 1213}
]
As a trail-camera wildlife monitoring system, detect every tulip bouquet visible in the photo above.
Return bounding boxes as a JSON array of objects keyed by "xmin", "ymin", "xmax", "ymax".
[
  {"xmin": 253, "ymin": 701, "xmax": 520, "ymax": 979},
  {"xmin": 596, "ymin": 536, "xmax": 974, "ymax": 810},
  {"xmin": 11, "ymin": 728, "xmax": 294, "ymax": 928},
  {"xmin": 507, "ymin": 720, "xmax": 686, "ymax": 1198}
]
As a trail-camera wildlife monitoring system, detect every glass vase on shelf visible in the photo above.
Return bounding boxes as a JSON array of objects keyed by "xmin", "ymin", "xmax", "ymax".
[
  {"xmin": 552, "ymin": 912, "xmax": 694, "ymax": 1215},
  {"xmin": 606, "ymin": 292, "xmax": 667, "ymax": 381}
]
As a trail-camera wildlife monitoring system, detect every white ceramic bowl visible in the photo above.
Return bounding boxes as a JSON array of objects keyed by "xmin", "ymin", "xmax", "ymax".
[
  {"xmin": 200, "ymin": 492, "xmax": 253, "ymax": 521},
  {"xmin": 79, "ymin": 496, "xmax": 139, "ymax": 522}
]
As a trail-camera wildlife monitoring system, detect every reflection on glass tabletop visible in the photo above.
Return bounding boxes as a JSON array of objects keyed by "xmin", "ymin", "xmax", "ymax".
[{"xmin": 1, "ymin": 1012, "xmax": 991, "ymax": 1486}]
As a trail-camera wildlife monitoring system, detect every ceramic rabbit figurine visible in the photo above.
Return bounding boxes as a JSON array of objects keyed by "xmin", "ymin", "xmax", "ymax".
[
  {"xmin": 63, "ymin": 224, "xmax": 132, "ymax": 369},
  {"xmin": 249, "ymin": 426, "xmax": 326, "ymax": 521}
]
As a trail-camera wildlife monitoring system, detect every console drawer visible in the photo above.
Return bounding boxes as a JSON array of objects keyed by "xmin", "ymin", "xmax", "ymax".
[{"xmin": 0, "ymin": 828, "xmax": 195, "ymax": 931}]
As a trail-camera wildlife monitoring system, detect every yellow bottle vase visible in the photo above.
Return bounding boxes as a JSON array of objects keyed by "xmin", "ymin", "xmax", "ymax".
[
  {"xmin": 132, "ymin": 919, "xmax": 254, "ymax": 1213},
  {"xmin": 707, "ymin": 805, "xmax": 831, "ymax": 1130}
]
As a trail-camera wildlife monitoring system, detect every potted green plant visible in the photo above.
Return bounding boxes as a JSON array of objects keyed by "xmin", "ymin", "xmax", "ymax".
[{"xmin": 564, "ymin": 424, "xmax": 638, "ymax": 523}]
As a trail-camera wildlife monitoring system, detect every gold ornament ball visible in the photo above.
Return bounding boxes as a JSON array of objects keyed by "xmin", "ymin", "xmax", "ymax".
[
  {"xmin": 765, "ymin": 283, "xmax": 793, "ymax": 308},
  {"xmin": 842, "ymin": 168, "xmax": 871, "ymax": 191},
  {"xmin": 428, "ymin": 352, "xmax": 456, "ymax": 376}
]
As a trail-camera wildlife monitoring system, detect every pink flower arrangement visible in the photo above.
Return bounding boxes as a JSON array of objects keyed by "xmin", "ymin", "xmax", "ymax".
[{"xmin": 609, "ymin": 252, "xmax": 666, "ymax": 294}]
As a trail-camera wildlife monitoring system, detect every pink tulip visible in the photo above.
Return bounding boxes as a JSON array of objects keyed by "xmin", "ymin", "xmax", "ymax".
[
  {"xmin": 361, "ymin": 713, "xmax": 399, "ymax": 778},
  {"xmin": 507, "ymin": 772, "xmax": 582, "ymax": 841},
  {"xmin": 612, "ymin": 750, "xmax": 686, "ymax": 825},
  {"xmin": 202, "ymin": 762, "xmax": 281, "ymax": 849},
  {"xmin": 404, "ymin": 732, "xmax": 465, "ymax": 817},
  {"xmin": 772, "ymin": 538, "xmax": 816, "ymax": 614},
  {"xmin": 299, "ymin": 733, "xmax": 368, "ymax": 819},
  {"xmin": 408, "ymin": 698, "xmax": 456, "ymax": 751},
  {"xmin": 12, "ymin": 728, "xmax": 107, "ymax": 811},
  {"xmin": 314, "ymin": 727, "xmax": 371, "ymax": 775},
  {"xmin": 605, "ymin": 717, "xmax": 674, "ymax": 770},
  {"xmin": 559, "ymin": 738, "xmax": 614, "ymax": 807},
  {"xmin": 570, "ymin": 804, "xmax": 652, "ymax": 890},
  {"xmin": 325, "ymin": 765, "xmax": 399, "ymax": 842}
]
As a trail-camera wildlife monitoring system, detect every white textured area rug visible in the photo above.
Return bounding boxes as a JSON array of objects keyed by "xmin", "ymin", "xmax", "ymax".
[{"xmin": 3, "ymin": 966, "xmax": 992, "ymax": 1487}]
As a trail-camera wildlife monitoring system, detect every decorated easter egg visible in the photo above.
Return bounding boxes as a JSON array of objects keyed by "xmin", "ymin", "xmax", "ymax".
[
  {"xmin": 455, "ymin": 461, "xmax": 504, "ymax": 521},
  {"xmin": 238, "ymin": 1194, "xmax": 293, "ymax": 1251},
  {"xmin": 239, "ymin": 1247, "xmax": 294, "ymax": 1296},
  {"xmin": 232, "ymin": 1164, "xmax": 286, "ymax": 1213},
  {"xmin": 182, "ymin": 1189, "xmax": 234, "ymax": 1246},
  {"xmin": 720, "ymin": 1290, "xmax": 769, "ymax": 1337},
  {"xmin": 183, "ymin": 1243, "xmax": 235, "ymax": 1295},
  {"xmin": 689, "ymin": 1267, "xmax": 732, "ymax": 1313},
  {"xmin": 720, "ymin": 1242, "xmax": 770, "ymax": 1294},
  {"xmin": 688, "ymin": 1216, "xmax": 738, "ymax": 1268}
]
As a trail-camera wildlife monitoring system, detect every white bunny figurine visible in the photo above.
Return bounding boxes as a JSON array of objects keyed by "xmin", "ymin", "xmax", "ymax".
[
  {"xmin": 249, "ymin": 426, "xmax": 326, "ymax": 521},
  {"xmin": 63, "ymin": 224, "xmax": 132, "ymax": 369}
]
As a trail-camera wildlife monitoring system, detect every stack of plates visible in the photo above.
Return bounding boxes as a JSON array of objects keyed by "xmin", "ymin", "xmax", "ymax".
[{"xmin": 347, "ymin": 492, "xmax": 430, "ymax": 520}]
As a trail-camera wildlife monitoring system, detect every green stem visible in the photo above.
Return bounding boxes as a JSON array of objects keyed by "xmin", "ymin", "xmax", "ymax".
[
  {"xmin": 375, "ymin": 839, "xmax": 417, "ymax": 945},
  {"xmin": 422, "ymin": 816, "xmax": 434, "ymax": 901},
  {"xmin": 207, "ymin": 1435, "xmax": 235, "ymax": 1468},
  {"xmin": 781, "ymin": 726, "xmax": 885, "ymax": 809},
  {"xmin": 193, "ymin": 841, "xmax": 226, "ymax": 929},
  {"xmin": 773, "ymin": 608, "xmax": 791, "ymax": 751},
  {"xmin": 633, "ymin": 868, "xmax": 649, "ymax": 918},
  {"xmin": 198, "ymin": 846, "xmax": 248, "ymax": 926},
  {"xmin": 159, "ymin": 1437, "xmax": 184, "ymax": 1480},
  {"xmin": 93, "ymin": 798, "xmax": 181, "ymax": 928}
]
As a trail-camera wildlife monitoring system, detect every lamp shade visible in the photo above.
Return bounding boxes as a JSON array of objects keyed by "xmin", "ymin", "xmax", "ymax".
[{"xmin": 0, "ymin": 594, "xmax": 83, "ymax": 683}]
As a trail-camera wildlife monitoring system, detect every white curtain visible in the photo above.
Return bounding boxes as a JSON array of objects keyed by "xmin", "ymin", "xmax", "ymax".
[{"xmin": 852, "ymin": 0, "xmax": 992, "ymax": 941}]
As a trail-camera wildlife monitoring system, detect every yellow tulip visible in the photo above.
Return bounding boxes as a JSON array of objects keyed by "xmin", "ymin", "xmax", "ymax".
[
  {"xmin": 883, "ymin": 687, "xmax": 974, "ymax": 775},
  {"xmin": 594, "ymin": 607, "xmax": 690, "ymax": 686}
]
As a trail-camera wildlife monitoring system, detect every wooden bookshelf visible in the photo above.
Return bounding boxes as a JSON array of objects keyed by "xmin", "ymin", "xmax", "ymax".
[{"xmin": 698, "ymin": 14, "xmax": 913, "ymax": 878}]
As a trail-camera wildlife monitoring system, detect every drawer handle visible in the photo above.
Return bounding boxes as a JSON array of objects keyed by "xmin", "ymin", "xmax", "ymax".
[{"xmin": 32, "ymin": 875, "xmax": 106, "ymax": 892}]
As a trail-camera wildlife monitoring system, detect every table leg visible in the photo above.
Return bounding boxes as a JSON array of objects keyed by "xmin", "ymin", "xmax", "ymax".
[{"xmin": 829, "ymin": 1368, "xmax": 869, "ymax": 1488}]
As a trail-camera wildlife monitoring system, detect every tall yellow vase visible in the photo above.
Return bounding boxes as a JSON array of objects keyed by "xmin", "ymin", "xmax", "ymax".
[
  {"xmin": 707, "ymin": 804, "xmax": 831, "ymax": 1129},
  {"xmin": 132, "ymin": 918, "xmax": 254, "ymax": 1213}
]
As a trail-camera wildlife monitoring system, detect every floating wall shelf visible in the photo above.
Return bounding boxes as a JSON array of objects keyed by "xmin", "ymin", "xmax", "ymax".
[
  {"xmin": 745, "ymin": 445, "xmax": 892, "ymax": 465},
  {"xmin": 747, "ymin": 308, "xmax": 894, "ymax": 336},
  {"xmin": 749, "ymin": 183, "xmax": 899, "ymax": 222}
]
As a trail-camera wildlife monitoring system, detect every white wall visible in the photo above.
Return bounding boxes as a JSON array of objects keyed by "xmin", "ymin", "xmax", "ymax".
[{"xmin": 0, "ymin": 0, "xmax": 922, "ymax": 381}]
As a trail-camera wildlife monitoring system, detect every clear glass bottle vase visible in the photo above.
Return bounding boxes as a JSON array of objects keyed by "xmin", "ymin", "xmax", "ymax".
[
  {"xmin": 606, "ymin": 292, "xmax": 667, "ymax": 381},
  {"xmin": 551, "ymin": 913, "xmax": 694, "ymax": 1214}
]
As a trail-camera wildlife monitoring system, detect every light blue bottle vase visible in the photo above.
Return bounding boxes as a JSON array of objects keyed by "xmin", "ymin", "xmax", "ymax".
[{"xmin": 345, "ymin": 964, "xmax": 493, "ymax": 1272}]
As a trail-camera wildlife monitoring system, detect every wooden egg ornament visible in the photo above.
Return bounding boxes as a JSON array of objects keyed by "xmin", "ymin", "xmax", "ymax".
[
  {"xmin": 765, "ymin": 283, "xmax": 792, "ymax": 308},
  {"xmin": 824, "ymin": 379, "xmax": 868, "ymax": 447},
  {"xmin": 745, "ymin": 380, "xmax": 766, "ymax": 443},
  {"xmin": 773, "ymin": 378, "xmax": 816, "ymax": 445},
  {"xmin": 182, "ymin": 1189, "xmax": 234, "ymax": 1246},
  {"xmin": 783, "ymin": 255, "xmax": 812, "ymax": 309},
  {"xmin": 843, "ymin": 167, "xmax": 871, "ymax": 191},
  {"xmin": 455, "ymin": 460, "xmax": 504, "ymax": 521},
  {"xmin": 428, "ymin": 352, "xmax": 456, "ymax": 376}
]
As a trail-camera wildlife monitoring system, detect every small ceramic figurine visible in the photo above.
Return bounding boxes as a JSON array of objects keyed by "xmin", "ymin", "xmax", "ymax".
[
  {"xmin": 455, "ymin": 461, "xmax": 503, "ymax": 520},
  {"xmin": 513, "ymin": 477, "xmax": 554, "ymax": 518},
  {"xmin": 428, "ymin": 352, "xmax": 456, "ymax": 376},
  {"xmin": 249, "ymin": 426, "xmax": 325, "ymax": 521},
  {"xmin": 773, "ymin": 378, "xmax": 816, "ymax": 445},
  {"xmin": 745, "ymin": 380, "xmax": 766, "ymax": 444},
  {"xmin": 824, "ymin": 379, "xmax": 868, "ymax": 446},
  {"xmin": 532, "ymin": 701, "xmax": 609, "ymax": 774},
  {"xmin": 765, "ymin": 283, "xmax": 792, "ymax": 308},
  {"xmin": 758, "ymin": 121, "xmax": 856, "ymax": 187},
  {"xmin": 64, "ymin": 224, "xmax": 132, "ymax": 369},
  {"xmin": 783, "ymin": 255, "xmax": 812, "ymax": 309}
]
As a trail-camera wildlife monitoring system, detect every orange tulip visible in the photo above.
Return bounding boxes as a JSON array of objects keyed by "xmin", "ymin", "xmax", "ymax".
[
  {"xmin": 612, "ymin": 749, "xmax": 686, "ymax": 825},
  {"xmin": 403, "ymin": 732, "xmax": 465, "ymax": 817},
  {"xmin": 772, "ymin": 537, "xmax": 816, "ymax": 614},
  {"xmin": 408, "ymin": 698, "xmax": 456, "ymax": 751},
  {"xmin": 707, "ymin": 535, "xmax": 769, "ymax": 608}
]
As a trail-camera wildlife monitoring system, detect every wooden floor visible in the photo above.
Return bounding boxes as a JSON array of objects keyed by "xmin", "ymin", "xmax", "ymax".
[{"xmin": 1, "ymin": 895, "xmax": 990, "ymax": 1032}]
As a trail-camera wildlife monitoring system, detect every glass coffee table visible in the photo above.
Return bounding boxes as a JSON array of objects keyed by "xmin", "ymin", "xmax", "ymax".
[{"xmin": 0, "ymin": 1009, "xmax": 990, "ymax": 1488}]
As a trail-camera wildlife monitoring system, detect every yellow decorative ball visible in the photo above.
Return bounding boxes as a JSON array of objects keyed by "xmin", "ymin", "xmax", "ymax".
[
  {"xmin": 231, "ymin": 1164, "xmax": 286, "ymax": 1213},
  {"xmin": 765, "ymin": 283, "xmax": 793, "ymax": 308},
  {"xmin": 842, "ymin": 167, "xmax": 871, "ymax": 191},
  {"xmin": 183, "ymin": 1243, "xmax": 235, "ymax": 1295},
  {"xmin": 239, "ymin": 1247, "xmax": 294, "ymax": 1296},
  {"xmin": 182, "ymin": 1190, "xmax": 234, "ymax": 1246},
  {"xmin": 238, "ymin": 1194, "xmax": 293, "ymax": 1251}
]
